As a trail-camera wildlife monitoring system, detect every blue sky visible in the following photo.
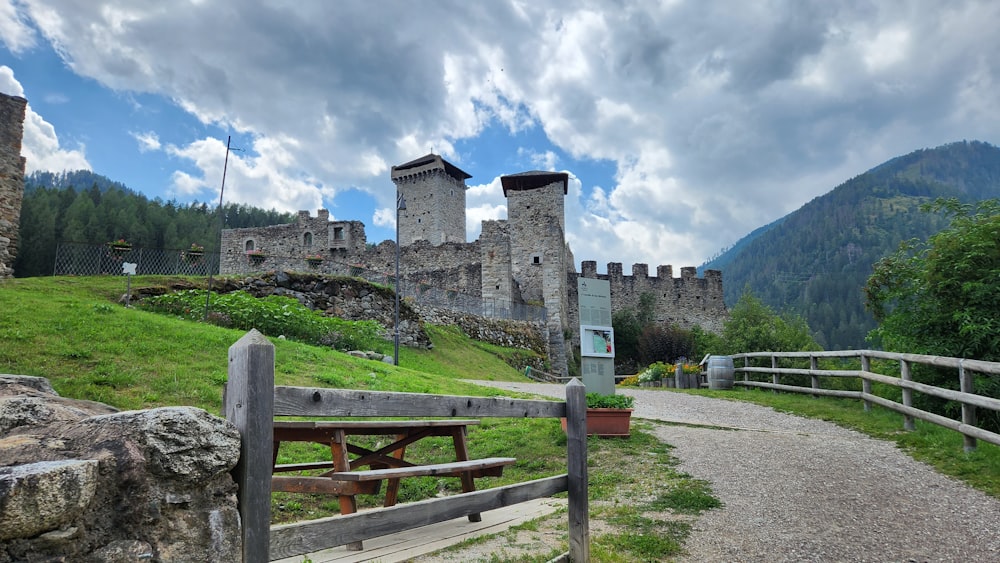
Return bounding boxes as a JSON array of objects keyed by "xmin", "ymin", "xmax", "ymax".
[{"xmin": 2, "ymin": 1, "xmax": 999, "ymax": 271}]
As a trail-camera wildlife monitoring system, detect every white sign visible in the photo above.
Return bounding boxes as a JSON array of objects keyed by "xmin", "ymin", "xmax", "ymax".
[{"xmin": 122, "ymin": 262, "xmax": 137, "ymax": 275}]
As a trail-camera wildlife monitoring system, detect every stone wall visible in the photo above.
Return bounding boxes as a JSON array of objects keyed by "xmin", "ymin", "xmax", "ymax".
[
  {"xmin": 0, "ymin": 93, "xmax": 27, "ymax": 279},
  {"xmin": 218, "ymin": 156, "xmax": 728, "ymax": 377},
  {"xmin": 0, "ymin": 375, "xmax": 241, "ymax": 562},
  {"xmin": 567, "ymin": 261, "xmax": 729, "ymax": 353}
]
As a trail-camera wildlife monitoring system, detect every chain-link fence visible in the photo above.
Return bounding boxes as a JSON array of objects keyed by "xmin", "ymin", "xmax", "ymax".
[
  {"xmin": 53, "ymin": 242, "xmax": 546, "ymax": 322},
  {"xmin": 54, "ymin": 242, "xmax": 219, "ymax": 277}
]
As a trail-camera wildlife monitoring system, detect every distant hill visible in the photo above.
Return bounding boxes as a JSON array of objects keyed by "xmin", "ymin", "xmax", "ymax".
[
  {"xmin": 702, "ymin": 140, "xmax": 1000, "ymax": 350},
  {"xmin": 16, "ymin": 169, "xmax": 296, "ymax": 277}
]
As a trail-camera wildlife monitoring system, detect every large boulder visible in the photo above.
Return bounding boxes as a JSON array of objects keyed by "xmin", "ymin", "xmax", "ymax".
[{"xmin": 0, "ymin": 375, "xmax": 242, "ymax": 562}]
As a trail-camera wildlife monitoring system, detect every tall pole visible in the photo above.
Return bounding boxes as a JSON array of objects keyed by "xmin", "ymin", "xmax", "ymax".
[
  {"xmin": 394, "ymin": 191, "xmax": 406, "ymax": 366},
  {"xmin": 204, "ymin": 135, "xmax": 232, "ymax": 321}
]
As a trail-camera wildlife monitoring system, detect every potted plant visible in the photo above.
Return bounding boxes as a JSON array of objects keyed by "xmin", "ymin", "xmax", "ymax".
[
  {"xmin": 305, "ymin": 253, "xmax": 324, "ymax": 267},
  {"xmin": 184, "ymin": 243, "xmax": 205, "ymax": 263},
  {"xmin": 107, "ymin": 238, "xmax": 132, "ymax": 254},
  {"xmin": 247, "ymin": 249, "xmax": 266, "ymax": 264},
  {"xmin": 562, "ymin": 392, "xmax": 634, "ymax": 437}
]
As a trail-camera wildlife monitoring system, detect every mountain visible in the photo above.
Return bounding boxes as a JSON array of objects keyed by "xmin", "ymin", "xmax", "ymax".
[{"xmin": 701, "ymin": 140, "xmax": 1000, "ymax": 350}]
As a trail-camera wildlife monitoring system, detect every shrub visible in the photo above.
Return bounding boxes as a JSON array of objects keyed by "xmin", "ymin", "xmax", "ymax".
[{"xmin": 140, "ymin": 289, "xmax": 385, "ymax": 352}]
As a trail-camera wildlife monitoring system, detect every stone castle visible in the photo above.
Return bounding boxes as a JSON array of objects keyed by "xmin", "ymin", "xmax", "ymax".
[
  {"xmin": 221, "ymin": 154, "xmax": 727, "ymax": 375},
  {"xmin": 0, "ymin": 92, "xmax": 27, "ymax": 279}
]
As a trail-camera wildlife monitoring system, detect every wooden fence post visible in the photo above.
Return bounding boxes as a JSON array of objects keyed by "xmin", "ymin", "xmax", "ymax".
[
  {"xmin": 810, "ymin": 355, "xmax": 819, "ymax": 398},
  {"xmin": 565, "ymin": 378, "xmax": 589, "ymax": 562},
  {"xmin": 959, "ymin": 361, "xmax": 977, "ymax": 452},
  {"xmin": 900, "ymin": 360, "xmax": 915, "ymax": 431},
  {"xmin": 771, "ymin": 355, "xmax": 779, "ymax": 393},
  {"xmin": 224, "ymin": 329, "xmax": 274, "ymax": 563},
  {"xmin": 861, "ymin": 354, "xmax": 872, "ymax": 412}
]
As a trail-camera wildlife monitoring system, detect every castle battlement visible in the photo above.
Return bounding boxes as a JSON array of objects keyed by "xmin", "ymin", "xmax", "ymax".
[{"xmin": 219, "ymin": 154, "xmax": 727, "ymax": 376}]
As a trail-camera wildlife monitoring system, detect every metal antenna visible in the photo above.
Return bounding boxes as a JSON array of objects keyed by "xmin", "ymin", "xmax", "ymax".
[{"xmin": 204, "ymin": 136, "xmax": 235, "ymax": 321}]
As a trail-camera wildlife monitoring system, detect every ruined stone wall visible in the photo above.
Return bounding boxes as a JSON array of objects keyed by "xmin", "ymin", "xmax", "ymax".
[
  {"xmin": 479, "ymin": 220, "xmax": 515, "ymax": 304},
  {"xmin": 218, "ymin": 210, "xmax": 365, "ymax": 274},
  {"xmin": 567, "ymin": 261, "xmax": 728, "ymax": 357},
  {"xmin": 0, "ymin": 93, "xmax": 27, "ymax": 279}
]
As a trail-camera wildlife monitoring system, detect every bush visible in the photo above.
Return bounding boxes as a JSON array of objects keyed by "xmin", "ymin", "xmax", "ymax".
[{"xmin": 140, "ymin": 289, "xmax": 385, "ymax": 352}]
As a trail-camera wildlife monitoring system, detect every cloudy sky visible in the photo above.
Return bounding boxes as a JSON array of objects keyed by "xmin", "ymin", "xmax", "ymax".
[{"xmin": 2, "ymin": 1, "xmax": 998, "ymax": 271}]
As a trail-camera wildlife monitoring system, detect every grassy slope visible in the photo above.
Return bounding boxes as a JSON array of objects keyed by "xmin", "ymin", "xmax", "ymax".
[{"xmin": 0, "ymin": 276, "xmax": 529, "ymax": 411}]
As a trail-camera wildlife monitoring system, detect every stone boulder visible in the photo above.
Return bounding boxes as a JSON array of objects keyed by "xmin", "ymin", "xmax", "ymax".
[{"xmin": 0, "ymin": 375, "xmax": 242, "ymax": 562}]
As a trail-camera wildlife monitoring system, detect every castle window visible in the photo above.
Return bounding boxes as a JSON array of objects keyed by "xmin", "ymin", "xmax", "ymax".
[
  {"xmin": 496, "ymin": 284, "xmax": 501, "ymax": 290},
  {"xmin": 245, "ymin": 240, "xmax": 255, "ymax": 252},
  {"xmin": 333, "ymin": 227, "xmax": 344, "ymax": 240},
  {"xmin": 532, "ymin": 254, "xmax": 543, "ymax": 265},
  {"xmin": 303, "ymin": 232, "xmax": 313, "ymax": 247}
]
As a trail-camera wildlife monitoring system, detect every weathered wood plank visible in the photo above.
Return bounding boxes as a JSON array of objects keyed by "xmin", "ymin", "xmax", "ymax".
[
  {"xmin": 564, "ymin": 378, "xmax": 589, "ymax": 563},
  {"xmin": 734, "ymin": 380, "xmax": 862, "ymax": 399},
  {"xmin": 860, "ymin": 371, "xmax": 1000, "ymax": 412},
  {"xmin": 268, "ymin": 475, "xmax": 569, "ymax": 559},
  {"xmin": 225, "ymin": 329, "xmax": 275, "ymax": 563},
  {"xmin": 864, "ymin": 394, "xmax": 1000, "ymax": 448},
  {"xmin": 274, "ymin": 386, "xmax": 566, "ymax": 418},
  {"xmin": 271, "ymin": 476, "xmax": 381, "ymax": 495},
  {"xmin": 325, "ymin": 458, "xmax": 516, "ymax": 481}
]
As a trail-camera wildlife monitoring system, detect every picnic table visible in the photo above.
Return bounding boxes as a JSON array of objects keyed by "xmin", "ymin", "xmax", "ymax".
[{"xmin": 271, "ymin": 419, "xmax": 515, "ymax": 550}]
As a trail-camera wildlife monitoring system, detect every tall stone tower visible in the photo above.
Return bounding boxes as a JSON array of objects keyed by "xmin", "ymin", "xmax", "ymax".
[
  {"xmin": 0, "ymin": 93, "xmax": 28, "ymax": 279},
  {"xmin": 391, "ymin": 154, "xmax": 471, "ymax": 246},
  {"xmin": 502, "ymin": 170, "xmax": 571, "ymax": 375}
]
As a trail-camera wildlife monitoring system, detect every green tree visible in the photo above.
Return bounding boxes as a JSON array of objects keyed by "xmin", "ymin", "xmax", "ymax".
[
  {"xmin": 864, "ymin": 197, "xmax": 1000, "ymax": 429},
  {"xmin": 865, "ymin": 198, "xmax": 1000, "ymax": 360},
  {"xmin": 721, "ymin": 292, "xmax": 820, "ymax": 354}
]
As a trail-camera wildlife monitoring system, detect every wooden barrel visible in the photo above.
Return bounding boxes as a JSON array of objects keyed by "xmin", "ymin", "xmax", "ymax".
[{"xmin": 707, "ymin": 355, "xmax": 735, "ymax": 390}]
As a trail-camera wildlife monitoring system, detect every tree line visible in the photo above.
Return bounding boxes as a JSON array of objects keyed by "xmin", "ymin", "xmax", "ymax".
[{"xmin": 14, "ymin": 170, "xmax": 295, "ymax": 277}]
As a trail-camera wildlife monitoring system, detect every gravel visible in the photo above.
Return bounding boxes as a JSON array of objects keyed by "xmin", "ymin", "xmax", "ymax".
[{"xmin": 471, "ymin": 381, "xmax": 1000, "ymax": 562}]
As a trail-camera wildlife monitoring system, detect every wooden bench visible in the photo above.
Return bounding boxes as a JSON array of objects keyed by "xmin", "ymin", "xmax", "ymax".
[{"xmin": 271, "ymin": 458, "xmax": 516, "ymax": 494}]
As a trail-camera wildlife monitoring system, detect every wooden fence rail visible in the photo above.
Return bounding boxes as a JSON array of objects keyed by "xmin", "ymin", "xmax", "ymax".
[
  {"xmin": 732, "ymin": 350, "xmax": 1000, "ymax": 452},
  {"xmin": 224, "ymin": 329, "xmax": 589, "ymax": 563}
]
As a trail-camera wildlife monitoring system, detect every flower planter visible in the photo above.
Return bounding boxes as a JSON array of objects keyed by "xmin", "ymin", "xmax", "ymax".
[{"xmin": 561, "ymin": 408, "xmax": 633, "ymax": 437}]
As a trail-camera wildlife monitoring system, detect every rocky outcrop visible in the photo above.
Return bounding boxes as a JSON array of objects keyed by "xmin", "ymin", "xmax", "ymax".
[{"xmin": 0, "ymin": 375, "xmax": 242, "ymax": 562}]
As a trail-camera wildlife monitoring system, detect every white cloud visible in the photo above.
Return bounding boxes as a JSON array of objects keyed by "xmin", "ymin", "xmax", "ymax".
[
  {"xmin": 131, "ymin": 130, "xmax": 160, "ymax": 152},
  {"xmin": 0, "ymin": 65, "xmax": 90, "ymax": 174},
  {"xmin": 7, "ymin": 1, "xmax": 1000, "ymax": 268},
  {"xmin": 0, "ymin": 0, "xmax": 36, "ymax": 53}
]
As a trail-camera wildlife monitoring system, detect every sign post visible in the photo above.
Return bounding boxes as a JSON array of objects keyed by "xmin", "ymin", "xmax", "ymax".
[{"xmin": 577, "ymin": 278, "xmax": 615, "ymax": 395}]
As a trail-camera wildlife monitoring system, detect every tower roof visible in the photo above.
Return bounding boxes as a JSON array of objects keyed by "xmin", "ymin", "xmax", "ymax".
[
  {"xmin": 391, "ymin": 153, "xmax": 471, "ymax": 182},
  {"xmin": 500, "ymin": 171, "xmax": 569, "ymax": 196}
]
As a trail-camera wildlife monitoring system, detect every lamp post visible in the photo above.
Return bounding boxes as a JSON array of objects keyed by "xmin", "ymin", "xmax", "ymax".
[{"xmin": 394, "ymin": 192, "xmax": 406, "ymax": 366}]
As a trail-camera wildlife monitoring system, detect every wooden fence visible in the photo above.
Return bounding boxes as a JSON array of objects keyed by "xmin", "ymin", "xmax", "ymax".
[
  {"xmin": 733, "ymin": 350, "xmax": 1000, "ymax": 452},
  {"xmin": 223, "ymin": 330, "xmax": 589, "ymax": 562}
]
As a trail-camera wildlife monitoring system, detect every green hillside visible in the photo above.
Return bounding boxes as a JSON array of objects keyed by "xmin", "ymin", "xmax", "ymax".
[{"xmin": 702, "ymin": 140, "xmax": 1000, "ymax": 349}]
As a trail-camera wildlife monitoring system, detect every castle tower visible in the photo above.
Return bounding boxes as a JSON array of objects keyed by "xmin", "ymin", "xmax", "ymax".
[
  {"xmin": 502, "ymin": 170, "xmax": 571, "ymax": 375},
  {"xmin": 391, "ymin": 154, "xmax": 471, "ymax": 246},
  {"xmin": 0, "ymin": 93, "xmax": 28, "ymax": 279}
]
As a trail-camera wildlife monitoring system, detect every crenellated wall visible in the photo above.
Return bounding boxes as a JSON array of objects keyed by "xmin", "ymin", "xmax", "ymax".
[
  {"xmin": 219, "ymin": 155, "xmax": 727, "ymax": 376},
  {"xmin": 568, "ymin": 261, "xmax": 728, "ymax": 347},
  {"xmin": 0, "ymin": 93, "xmax": 27, "ymax": 279}
]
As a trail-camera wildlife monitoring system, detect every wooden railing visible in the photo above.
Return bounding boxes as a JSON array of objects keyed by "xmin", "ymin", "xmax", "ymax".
[
  {"xmin": 223, "ymin": 330, "xmax": 590, "ymax": 562},
  {"xmin": 732, "ymin": 350, "xmax": 1000, "ymax": 452}
]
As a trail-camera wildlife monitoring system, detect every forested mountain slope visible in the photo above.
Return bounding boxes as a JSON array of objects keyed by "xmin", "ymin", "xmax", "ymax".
[
  {"xmin": 702, "ymin": 140, "xmax": 1000, "ymax": 350},
  {"xmin": 16, "ymin": 170, "xmax": 296, "ymax": 277}
]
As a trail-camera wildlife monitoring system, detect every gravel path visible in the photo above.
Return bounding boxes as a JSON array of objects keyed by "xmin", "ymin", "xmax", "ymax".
[{"xmin": 472, "ymin": 381, "xmax": 1000, "ymax": 562}]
